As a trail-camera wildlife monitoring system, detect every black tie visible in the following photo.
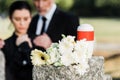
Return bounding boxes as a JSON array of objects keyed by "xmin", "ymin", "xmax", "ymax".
[{"xmin": 41, "ymin": 16, "xmax": 46, "ymax": 34}]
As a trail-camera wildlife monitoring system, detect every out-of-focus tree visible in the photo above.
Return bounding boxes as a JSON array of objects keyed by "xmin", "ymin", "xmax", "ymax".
[
  {"xmin": 0, "ymin": 0, "xmax": 34, "ymax": 16},
  {"xmin": 71, "ymin": 0, "xmax": 120, "ymax": 17},
  {"xmin": 94, "ymin": 0, "xmax": 120, "ymax": 17},
  {"xmin": 1, "ymin": 0, "xmax": 120, "ymax": 17},
  {"xmin": 0, "ymin": 0, "xmax": 15, "ymax": 13},
  {"xmin": 55, "ymin": 0, "xmax": 74, "ymax": 11},
  {"xmin": 95, "ymin": 0, "xmax": 120, "ymax": 7},
  {"xmin": 71, "ymin": 0, "xmax": 95, "ymax": 16}
]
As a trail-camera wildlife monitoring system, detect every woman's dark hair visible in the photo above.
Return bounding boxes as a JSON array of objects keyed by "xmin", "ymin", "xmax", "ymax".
[{"xmin": 9, "ymin": 1, "xmax": 32, "ymax": 19}]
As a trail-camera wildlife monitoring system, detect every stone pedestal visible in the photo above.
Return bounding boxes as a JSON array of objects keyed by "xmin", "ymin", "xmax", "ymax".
[
  {"xmin": 0, "ymin": 51, "xmax": 5, "ymax": 80},
  {"xmin": 33, "ymin": 56, "xmax": 112, "ymax": 80}
]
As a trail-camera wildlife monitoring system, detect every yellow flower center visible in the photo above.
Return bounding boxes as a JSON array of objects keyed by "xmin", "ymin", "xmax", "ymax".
[{"xmin": 41, "ymin": 56, "xmax": 45, "ymax": 60}]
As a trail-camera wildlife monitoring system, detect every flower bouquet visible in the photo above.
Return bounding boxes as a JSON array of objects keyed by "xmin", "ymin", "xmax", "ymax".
[{"xmin": 31, "ymin": 35, "xmax": 93, "ymax": 75}]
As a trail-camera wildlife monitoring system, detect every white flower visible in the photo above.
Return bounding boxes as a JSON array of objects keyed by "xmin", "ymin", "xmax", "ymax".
[
  {"xmin": 73, "ymin": 61, "xmax": 89, "ymax": 75},
  {"xmin": 58, "ymin": 36, "xmax": 75, "ymax": 55},
  {"xmin": 31, "ymin": 49, "xmax": 50, "ymax": 66},
  {"xmin": 73, "ymin": 40, "xmax": 88, "ymax": 63},
  {"xmin": 47, "ymin": 43, "xmax": 60, "ymax": 64},
  {"xmin": 60, "ymin": 51, "xmax": 75, "ymax": 66},
  {"xmin": 85, "ymin": 41, "xmax": 94, "ymax": 58}
]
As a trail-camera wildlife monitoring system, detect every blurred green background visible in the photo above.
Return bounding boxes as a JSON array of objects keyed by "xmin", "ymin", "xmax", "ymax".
[
  {"xmin": 1, "ymin": 0, "xmax": 120, "ymax": 17},
  {"xmin": 0, "ymin": 0, "xmax": 120, "ymax": 79}
]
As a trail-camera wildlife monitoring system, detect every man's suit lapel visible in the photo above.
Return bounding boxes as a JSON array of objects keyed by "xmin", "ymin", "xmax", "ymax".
[
  {"xmin": 29, "ymin": 14, "xmax": 39, "ymax": 35},
  {"xmin": 46, "ymin": 8, "xmax": 60, "ymax": 34},
  {"xmin": 34, "ymin": 15, "xmax": 39, "ymax": 34}
]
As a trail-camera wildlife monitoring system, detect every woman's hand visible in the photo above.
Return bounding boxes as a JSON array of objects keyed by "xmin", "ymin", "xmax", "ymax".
[
  {"xmin": 16, "ymin": 34, "xmax": 32, "ymax": 48},
  {"xmin": 0, "ymin": 39, "xmax": 5, "ymax": 49}
]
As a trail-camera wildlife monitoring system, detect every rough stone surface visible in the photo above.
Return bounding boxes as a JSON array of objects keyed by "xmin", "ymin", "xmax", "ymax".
[
  {"xmin": 0, "ymin": 51, "xmax": 5, "ymax": 80},
  {"xmin": 33, "ymin": 56, "xmax": 112, "ymax": 80}
]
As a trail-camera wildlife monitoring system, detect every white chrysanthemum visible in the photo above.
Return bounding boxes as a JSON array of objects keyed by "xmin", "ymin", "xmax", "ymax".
[
  {"xmin": 75, "ymin": 40, "xmax": 88, "ymax": 52},
  {"xmin": 85, "ymin": 41, "xmax": 94, "ymax": 58},
  {"xmin": 58, "ymin": 36, "xmax": 75, "ymax": 54},
  {"xmin": 73, "ymin": 61, "xmax": 89, "ymax": 75},
  {"xmin": 75, "ymin": 40, "xmax": 94, "ymax": 59},
  {"xmin": 47, "ymin": 44, "xmax": 60, "ymax": 64},
  {"xmin": 73, "ymin": 51, "xmax": 86, "ymax": 64},
  {"xmin": 31, "ymin": 49, "xmax": 50, "ymax": 66},
  {"xmin": 63, "ymin": 35, "xmax": 75, "ymax": 42},
  {"xmin": 60, "ymin": 51, "xmax": 74, "ymax": 66},
  {"xmin": 74, "ymin": 40, "xmax": 88, "ymax": 61}
]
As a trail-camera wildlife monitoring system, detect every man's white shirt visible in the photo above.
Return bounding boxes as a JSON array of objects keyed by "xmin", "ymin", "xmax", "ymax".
[{"xmin": 36, "ymin": 4, "xmax": 57, "ymax": 35}]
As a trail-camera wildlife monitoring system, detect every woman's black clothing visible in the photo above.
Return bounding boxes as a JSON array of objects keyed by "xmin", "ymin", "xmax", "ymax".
[{"xmin": 1, "ymin": 33, "xmax": 33, "ymax": 80}]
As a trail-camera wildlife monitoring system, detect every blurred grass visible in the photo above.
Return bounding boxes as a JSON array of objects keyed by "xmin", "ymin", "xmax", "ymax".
[{"xmin": 80, "ymin": 17, "xmax": 120, "ymax": 43}]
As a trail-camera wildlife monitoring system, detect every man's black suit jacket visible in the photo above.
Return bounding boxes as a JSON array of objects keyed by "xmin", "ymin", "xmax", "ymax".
[{"xmin": 28, "ymin": 8, "xmax": 79, "ymax": 42}]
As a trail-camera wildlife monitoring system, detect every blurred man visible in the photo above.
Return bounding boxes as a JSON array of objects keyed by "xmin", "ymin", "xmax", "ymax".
[{"xmin": 28, "ymin": 0, "xmax": 79, "ymax": 50}]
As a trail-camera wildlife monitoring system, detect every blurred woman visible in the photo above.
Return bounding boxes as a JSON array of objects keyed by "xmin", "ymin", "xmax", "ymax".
[{"xmin": 0, "ymin": 1, "xmax": 33, "ymax": 80}]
